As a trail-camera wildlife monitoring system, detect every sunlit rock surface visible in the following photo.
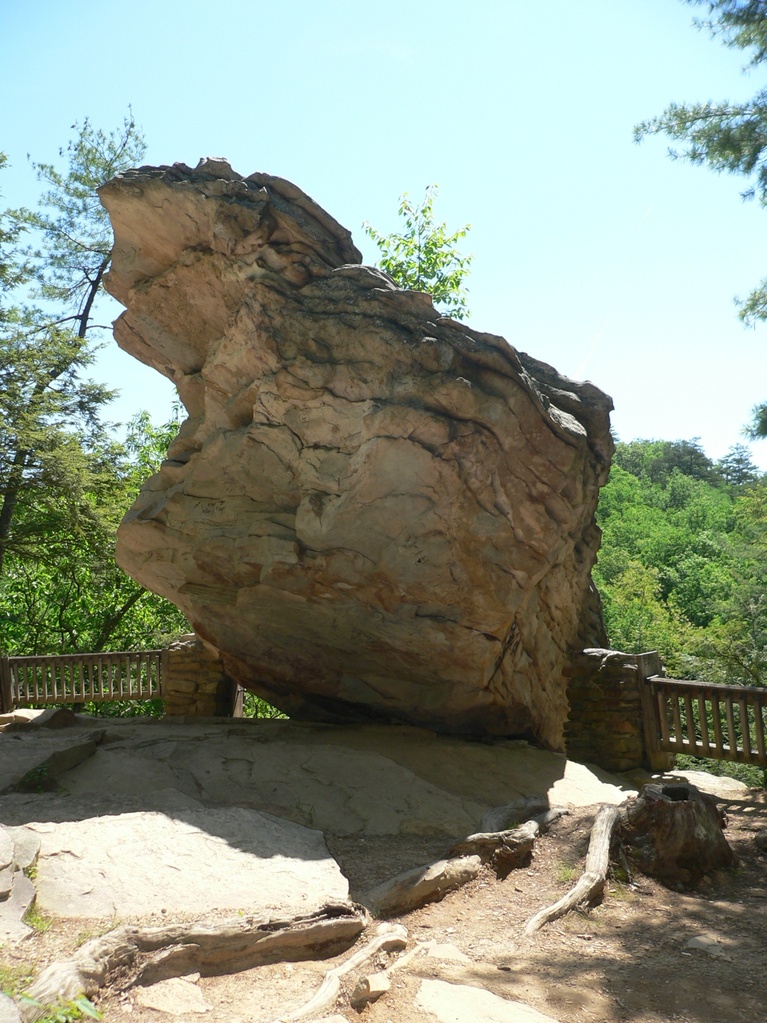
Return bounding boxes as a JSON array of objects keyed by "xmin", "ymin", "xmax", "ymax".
[{"xmin": 100, "ymin": 159, "xmax": 613, "ymax": 749}]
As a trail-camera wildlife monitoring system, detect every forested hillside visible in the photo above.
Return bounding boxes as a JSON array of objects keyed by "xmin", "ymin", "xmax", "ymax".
[{"xmin": 595, "ymin": 439, "xmax": 767, "ymax": 688}]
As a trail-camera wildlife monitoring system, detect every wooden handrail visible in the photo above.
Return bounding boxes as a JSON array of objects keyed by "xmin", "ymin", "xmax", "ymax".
[
  {"xmin": 649, "ymin": 675, "xmax": 767, "ymax": 700},
  {"xmin": 643, "ymin": 672, "xmax": 767, "ymax": 768},
  {"xmin": 4, "ymin": 650, "xmax": 165, "ymax": 709}
]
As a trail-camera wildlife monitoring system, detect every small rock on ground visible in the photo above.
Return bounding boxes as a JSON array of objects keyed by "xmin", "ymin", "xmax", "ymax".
[
  {"xmin": 134, "ymin": 977, "xmax": 210, "ymax": 1015},
  {"xmin": 416, "ymin": 979, "xmax": 562, "ymax": 1022},
  {"xmin": 0, "ymin": 993, "xmax": 21, "ymax": 1023},
  {"xmin": 0, "ymin": 873, "xmax": 35, "ymax": 942}
]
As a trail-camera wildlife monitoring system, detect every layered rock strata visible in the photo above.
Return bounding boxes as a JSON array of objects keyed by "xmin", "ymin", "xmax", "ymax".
[{"xmin": 100, "ymin": 159, "xmax": 613, "ymax": 749}]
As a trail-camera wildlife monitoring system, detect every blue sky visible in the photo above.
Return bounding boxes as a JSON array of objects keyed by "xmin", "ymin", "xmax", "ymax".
[{"xmin": 3, "ymin": 0, "xmax": 767, "ymax": 466}]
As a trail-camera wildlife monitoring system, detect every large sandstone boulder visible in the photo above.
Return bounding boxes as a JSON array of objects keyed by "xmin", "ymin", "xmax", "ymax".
[{"xmin": 100, "ymin": 159, "xmax": 613, "ymax": 749}]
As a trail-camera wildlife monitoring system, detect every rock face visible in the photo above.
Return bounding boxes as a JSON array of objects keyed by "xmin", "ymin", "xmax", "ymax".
[{"xmin": 100, "ymin": 159, "xmax": 613, "ymax": 750}]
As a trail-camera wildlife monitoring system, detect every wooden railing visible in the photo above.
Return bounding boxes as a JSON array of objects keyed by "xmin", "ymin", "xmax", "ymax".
[
  {"xmin": 641, "ymin": 670, "xmax": 767, "ymax": 768},
  {"xmin": 0, "ymin": 650, "xmax": 166, "ymax": 712}
]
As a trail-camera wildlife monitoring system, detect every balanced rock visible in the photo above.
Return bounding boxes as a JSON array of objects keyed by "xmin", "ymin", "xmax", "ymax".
[{"xmin": 100, "ymin": 159, "xmax": 613, "ymax": 749}]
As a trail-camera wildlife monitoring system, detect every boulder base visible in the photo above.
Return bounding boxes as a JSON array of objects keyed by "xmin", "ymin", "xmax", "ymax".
[{"xmin": 100, "ymin": 159, "xmax": 614, "ymax": 748}]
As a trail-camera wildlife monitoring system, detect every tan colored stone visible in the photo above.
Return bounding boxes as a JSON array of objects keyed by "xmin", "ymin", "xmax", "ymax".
[
  {"xmin": 416, "ymin": 979, "xmax": 562, "ymax": 1022},
  {"xmin": 134, "ymin": 977, "xmax": 210, "ymax": 1015},
  {"xmin": 100, "ymin": 160, "xmax": 613, "ymax": 749}
]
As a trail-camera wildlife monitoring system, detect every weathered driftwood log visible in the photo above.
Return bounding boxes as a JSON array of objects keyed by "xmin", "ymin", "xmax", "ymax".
[
  {"xmin": 619, "ymin": 782, "xmax": 736, "ymax": 886},
  {"xmin": 269, "ymin": 923, "xmax": 407, "ymax": 1023},
  {"xmin": 448, "ymin": 820, "xmax": 539, "ymax": 861},
  {"xmin": 21, "ymin": 903, "xmax": 367, "ymax": 1022},
  {"xmin": 479, "ymin": 795, "xmax": 551, "ymax": 833},
  {"xmin": 524, "ymin": 804, "xmax": 620, "ymax": 934},
  {"xmin": 448, "ymin": 820, "xmax": 539, "ymax": 878},
  {"xmin": 363, "ymin": 855, "xmax": 483, "ymax": 918}
]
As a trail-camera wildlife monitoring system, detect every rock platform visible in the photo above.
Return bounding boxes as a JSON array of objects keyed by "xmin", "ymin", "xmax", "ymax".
[{"xmin": 0, "ymin": 715, "xmax": 630, "ymax": 927}]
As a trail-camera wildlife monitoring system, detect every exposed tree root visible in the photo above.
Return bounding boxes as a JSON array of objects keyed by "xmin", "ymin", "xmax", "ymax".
[
  {"xmin": 524, "ymin": 804, "xmax": 621, "ymax": 934},
  {"xmin": 364, "ymin": 855, "xmax": 483, "ymax": 917},
  {"xmin": 269, "ymin": 922, "xmax": 408, "ymax": 1022},
  {"xmin": 479, "ymin": 794, "xmax": 551, "ymax": 832},
  {"xmin": 21, "ymin": 903, "xmax": 368, "ymax": 1023},
  {"xmin": 363, "ymin": 795, "xmax": 567, "ymax": 916}
]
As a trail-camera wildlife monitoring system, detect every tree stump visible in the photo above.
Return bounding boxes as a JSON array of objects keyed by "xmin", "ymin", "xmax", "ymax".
[{"xmin": 619, "ymin": 782, "xmax": 736, "ymax": 887}]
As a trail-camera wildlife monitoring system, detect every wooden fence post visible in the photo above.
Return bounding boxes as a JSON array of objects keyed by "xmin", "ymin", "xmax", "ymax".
[
  {"xmin": 159, "ymin": 648, "xmax": 169, "ymax": 698},
  {"xmin": 636, "ymin": 651, "xmax": 673, "ymax": 772},
  {"xmin": 230, "ymin": 682, "xmax": 245, "ymax": 718},
  {"xmin": 0, "ymin": 655, "xmax": 12, "ymax": 714}
]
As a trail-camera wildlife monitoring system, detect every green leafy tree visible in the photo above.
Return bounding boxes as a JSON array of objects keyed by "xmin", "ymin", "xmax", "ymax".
[
  {"xmin": 363, "ymin": 185, "xmax": 473, "ymax": 319},
  {"xmin": 0, "ymin": 153, "xmax": 31, "ymax": 298},
  {"xmin": 634, "ymin": 1, "xmax": 767, "ymax": 435},
  {"xmin": 0, "ymin": 408, "xmax": 186, "ymax": 655},
  {"xmin": 596, "ymin": 439, "xmax": 767, "ymax": 685},
  {"xmin": 0, "ymin": 324, "xmax": 114, "ymax": 575},
  {"xmin": 716, "ymin": 442, "xmax": 760, "ymax": 484},
  {"xmin": 614, "ymin": 437, "xmax": 721, "ymax": 485},
  {"xmin": 1, "ymin": 118, "xmax": 143, "ymax": 559},
  {"xmin": 16, "ymin": 111, "xmax": 145, "ymax": 339},
  {"xmin": 0, "ymin": 116, "xmax": 145, "ymax": 578},
  {"xmin": 0, "ymin": 116, "xmax": 188, "ymax": 658}
]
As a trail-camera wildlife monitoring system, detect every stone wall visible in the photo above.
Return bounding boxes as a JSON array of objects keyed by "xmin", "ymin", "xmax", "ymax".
[
  {"xmin": 163, "ymin": 635, "xmax": 238, "ymax": 717},
  {"xmin": 565, "ymin": 648, "xmax": 665, "ymax": 772}
]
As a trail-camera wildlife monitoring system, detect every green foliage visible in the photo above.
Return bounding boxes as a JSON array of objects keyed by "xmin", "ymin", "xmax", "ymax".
[
  {"xmin": 22, "ymin": 903, "xmax": 53, "ymax": 933},
  {"xmin": 635, "ymin": 1, "xmax": 767, "ymax": 325},
  {"xmin": 363, "ymin": 185, "xmax": 472, "ymax": 319},
  {"xmin": 596, "ymin": 438, "xmax": 767, "ymax": 687},
  {"xmin": 0, "ymin": 320, "xmax": 117, "ymax": 575},
  {"xmin": 18, "ymin": 994, "xmax": 102, "ymax": 1022},
  {"xmin": 0, "ymin": 961, "xmax": 33, "ymax": 997},
  {"xmin": 0, "ymin": 122, "xmax": 187, "ymax": 658},
  {"xmin": 82, "ymin": 697, "xmax": 165, "ymax": 718},
  {"xmin": 0, "ymin": 153, "xmax": 32, "ymax": 298},
  {"xmin": 554, "ymin": 860, "xmax": 579, "ymax": 883},
  {"xmin": 0, "ymin": 407, "xmax": 187, "ymax": 655},
  {"xmin": 18, "ymin": 763, "xmax": 52, "ymax": 793},
  {"xmin": 13, "ymin": 111, "xmax": 145, "ymax": 338},
  {"xmin": 613, "ymin": 437, "xmax": 721, "ymax": 485},
  {"xmin": 675, "ymin": 752, "xmax": 767, "ymax": 787},
  {"xmin": 597, "ymin": 439, "xmax": 767, "ymax": 785},
  {"xmin": 242, "ymin": 691, "xmax": 288, "ymax": 719},
  {"xmin": 715, "ymin": 442, "xmax": 759, "ymax": 484}
]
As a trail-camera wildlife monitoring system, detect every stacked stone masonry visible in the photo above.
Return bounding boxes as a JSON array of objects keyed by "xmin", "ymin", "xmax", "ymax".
[
  {"xmin": 163, "ymin": 635, "xmax": 235, "ymax": 717},
  {"xmin": 565, "ymin": 648, "xmax": 662, "ymax": 772}
]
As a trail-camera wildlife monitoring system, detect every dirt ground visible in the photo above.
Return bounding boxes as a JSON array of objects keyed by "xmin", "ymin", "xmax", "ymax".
[{"xmin": 5, "ymin": 789, "xmax": 767, "ymax": 1023}]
